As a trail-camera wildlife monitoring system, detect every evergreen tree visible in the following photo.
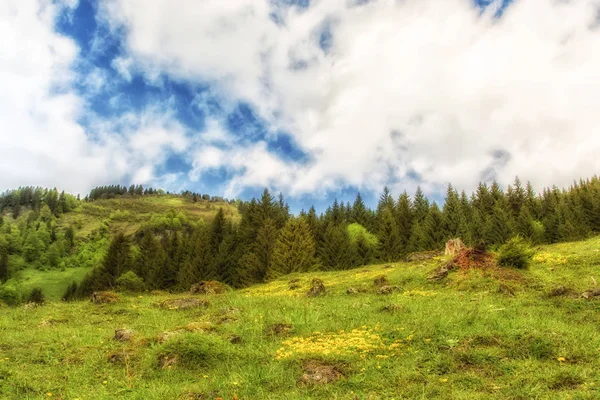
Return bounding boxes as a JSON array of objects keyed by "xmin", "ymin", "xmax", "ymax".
[
  {"xmin": 377, "ymin": 207, "xmax": 400, "ymax": 262},
  {"xmin": 354, "ymin": 232, "xmax": 374, "ymax": 266},
  {"xmin": 395, "ymin": 191, "xmax": 412, "ymax": 255},
  {"xmin": 416, "ymin": 203, "xmax": 445, "ymax": 250},
  {"xmin": 240, "ymin": 218, "xmax": 279, "ymax": 283},
  {"xmin": 351, "ymin": 192, "xmax": 369, "ymax": 227},
  {"xmin": 98, "ymin": 233, "xmax": 131, "ymax": 289},
  {"xmin": 320, "ymin": 223, "xmax": 354, "ymax": 270},
  {"xmin": 213, "ymin": 231, "xmax": 239, "ymax": 286},
  {"xmin": 210, "ymin": 208, "xmax": 226, "ymax": 254},
  {"xmin": 136, "ymin": 232, "xmax": 165, "ymax": 288},
  {"xmin": 484, "ymin": 204, "xmax": 513, "ymax": 246},
  {"xmin": 442, "ymin": 184, "xmax": 468, "ymax": 240},
  {"xmin": 412, "ymin": 187, "xmax": 430, "ymax": 223},
  {"xmin": 267, "ymin": 218, "xmax": 319, "ymax": 279}
]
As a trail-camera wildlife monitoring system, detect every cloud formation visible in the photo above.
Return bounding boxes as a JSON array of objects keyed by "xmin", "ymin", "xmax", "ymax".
[{"xmin": 3, "ymin": 0, "xmax": 600, "ymax": 201}]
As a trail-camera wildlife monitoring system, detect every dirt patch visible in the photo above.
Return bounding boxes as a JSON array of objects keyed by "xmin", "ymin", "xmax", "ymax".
[
  {"xmin": 267, "ymin": 323, "xmax": 294, "ymax": 336},
  {"xmin": 306, "ymin": 279, "xmax": 326, "ymax": 297},
  {"xmin": 158, "ymin": 298, "xmax": 209, "ymax": 310},
  {"xmin": 91, "ymin": 291, "xmax": 120, "ymax": 304},
  {"xmin": 451, "ymin": 245, "xmax": 496, "ymax": 270},
  {"xmin": 158, "ymin": 322, "xmax": 214, "ymax": 342},
  {"xmin": 190, "ymin": 281, "xmax": 228, "ymax": 295},
  {"xmin": 299, "ymin": 360, "xmax": 345, "ymax": 385},
  {"xmin": 38, "ymin": 317, "xmax": 68, "ymax": 327},
  {"xmin": 114, "ymin": 328, "xmax": 135, "ymax": 342}
]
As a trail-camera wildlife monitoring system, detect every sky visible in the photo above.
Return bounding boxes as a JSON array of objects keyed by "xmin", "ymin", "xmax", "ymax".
[{"xmin": 1, "ymin": 0, "xmax": 600, "ymax": 212}]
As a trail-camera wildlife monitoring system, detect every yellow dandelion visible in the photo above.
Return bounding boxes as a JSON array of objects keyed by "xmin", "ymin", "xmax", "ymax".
[
  {"xmin": 557, "ymin": 356, "xmax": 566, "ymax": 362},
  {"xmin": 46, "ymin": 393, "xmax": 53, "ymax": 397},
  {"xmin": 440, "ymin": 378, "xmax": 448, "ymax": 383}
]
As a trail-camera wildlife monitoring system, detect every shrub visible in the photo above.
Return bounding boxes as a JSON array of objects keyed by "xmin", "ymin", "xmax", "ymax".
[
  {"xmin": 27, "ymin": 287, "xmax": 45, "ymax": 305},
  {"xmin": 62, "ymin": 281, "xmax": 78, "ymax": 302},
  {"xmin": 116, "ymin": 271, "xmax": 145, "ymax": 292},
  {"xmin": 498, "ymin": 236, "xmax": 535, "ymax": 269},
  {"xmin": 0, "ymin": 283, "xmax": 22, "ymax": 306}
]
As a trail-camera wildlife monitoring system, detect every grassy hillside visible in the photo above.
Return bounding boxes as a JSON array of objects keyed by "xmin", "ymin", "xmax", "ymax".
[
  {"xmin": 2, "ymin": 195, "xmax": 239, "ymax": 300},
  {"xmin": 1, "ymin": 237, "xmax": 600, "ymax": 399}
]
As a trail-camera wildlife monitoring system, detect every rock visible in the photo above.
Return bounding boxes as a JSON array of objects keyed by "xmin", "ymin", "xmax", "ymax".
[
  {"xmin": 267, "ymin": 323, "xmax": 294, "ymax": 336},
  {"xmin": 378, "ymin": 285, "xmax": 401, "ymax": 295},
  {"xmin": 581, "ymin": 288, "xmax": 600, "ymax": 299},
  {"xmin": 306, "ymin": 279, "xmax": 326, "ymax": 297},
  {"xmin": 428, "ymin": 266, "xmax": 450, "ymax": 281},
  {"xmin": 380, "ymin": 304, "xmax": 403, "ymax": 313},
  {"xmin": 159, "ymin": 354, "xmax": 178, "ymax": 369},
  {"xmin": 289, "ymin": 283, "xmax": 301, "ymax": 290},
  {"xmin": 406, "ymin": 251, "xmax": 441, "ymax": 262},
  {"xmin": 498, "ymin": 284, "xmax": 515, "ymax": 297},
  {"xmin": 346, "ymin": 287, "xmax": 359, "ymax": 295},
  {"xmin": 373, "ymin": 275, "xmax": 389, "ymax": 287},
  {"xmin": 114, "ymin": 328, "xmax": 135, "ymax": 342},
  {"xmin": 158, "ymin": 297, "xmax": 210, "ymax": 310},
  {"xmin": 91, "ymin": 291, "xmax": 120, "ymax": 304},
  {"xmin": 107, "ymin": 350, "xmax": 134, "ymax": 365},
  {"xmin": 229, "ymin": 335, "xmax": 243, "ymax": 344},
  {"xmin": 549, "ymin": 286, "xmax": 568, "ymax": 297},
  {"xmin": 189, "ymin": 281, "xmax": 228, "ymax": 295},
  {"xmin": 299, "ymin": 360, "xmax": 344, "ymax": 385}
]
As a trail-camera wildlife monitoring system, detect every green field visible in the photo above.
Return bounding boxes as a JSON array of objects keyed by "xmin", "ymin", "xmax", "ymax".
[{"xmin": 1, "ymin": 237, "xmax": 600, "ymax": 399}]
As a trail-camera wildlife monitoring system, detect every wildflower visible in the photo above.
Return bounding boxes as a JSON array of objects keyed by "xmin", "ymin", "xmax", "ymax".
[
  {"xmin": 425, "ymin": 338, "xmax": 431, "ymax": 343},
  {"xmin": 440, "ymin": 378, "xmax": 448, "ymax": 383},
  {"xmin": 138, "ymin": 296, "xmax": 143, "ymax": 299},
  {"xmin": 557, "ymin": 356, "xmax": 566, "ymax": 362},
  {"xmin": 103, "ymin": 380, "xmax": 108, "ymax": 385},
  {"xmin": 46, "ymin": 393, "xmax": 53, "ymax": 397}
]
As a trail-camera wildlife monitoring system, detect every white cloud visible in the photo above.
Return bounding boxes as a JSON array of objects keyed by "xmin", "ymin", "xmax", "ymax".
[
  {"xmin": 0, "ymin": 0, "xmax": 192, "ymax": 195},
  {"xmin": 101, "ymin": 0, "xmax": 600, "ymax": 198}
]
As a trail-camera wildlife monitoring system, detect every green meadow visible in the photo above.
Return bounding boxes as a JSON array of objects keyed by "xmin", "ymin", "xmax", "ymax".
[{"xmin": 1, "ymin": 236, "xmax": 600, "ymax": 399}]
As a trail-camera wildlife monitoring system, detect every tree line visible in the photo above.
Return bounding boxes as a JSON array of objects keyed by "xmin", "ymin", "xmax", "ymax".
[{"xmin": 74, "ymin": 175, "xmax": 600, "ymax": 296}]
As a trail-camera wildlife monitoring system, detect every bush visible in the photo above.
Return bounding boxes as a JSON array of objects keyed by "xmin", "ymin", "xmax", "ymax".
[
  {"xmin": 116, "ymin": 271, "xmax": 145, "ymax": 292},
  {"xmin": 498, "ymin": 236, "xmax": 534, "ymax": 269},
  {"xmin": 27, "ymin": 287, "xmax": 45, "ymax": 305},
  {"xmin": 0, "ymin": 283, "xmax": 22, "ymax": 306},
  {"xmin": 62, "ymin": 281, "xmax": 78, "ymax": 302}
]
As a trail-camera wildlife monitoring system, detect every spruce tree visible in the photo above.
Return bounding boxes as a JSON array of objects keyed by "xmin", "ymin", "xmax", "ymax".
[
  {"xmin": 412, "ymin": 187, "xmax": 430, "ymax": 223},
  {"xmin": 416, "ymin": 203, "xmax": 445, "ymax": 251},
  {"xmin": 267, "ymin": 218, "xmax": 319, "ymax": 279},
  {"xmin": 395, "ymin": 191, "xmax": 412, "ymax": 255},
  {"xmin": 442, "ymin": 184, "xmax": 467, "ymax": 240},
  {"xmin": 484, "ymin": 204, "xmax": 513, "ymax": 246},
  {"xmin": 320, "ymin": 223, "xmax": 354, "ymax": 270},
  {"xmin": 377, "ymin": 207, "xmax": 400, "ymax": 262},
  {"xmin": 354, "ymin": 232, "xmax": 374, "ymax": 266},
  {"xmin": 351, "ymin": 192, "xmax": 369, "ymax": 227},
  {"xmin": 177, "ymin": 228, "xmax": 213, "ymax": 288},
  {"xmin": 99, "ymin": 233, "xmax": 131, "ymax": 289}
]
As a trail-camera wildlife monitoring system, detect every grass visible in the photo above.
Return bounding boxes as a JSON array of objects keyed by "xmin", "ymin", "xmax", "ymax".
[
  {"xmin": 1, "ymin": 237, "xmax": 600, "ymax": 399},
  {"xmin": 15, "ymin": 267, "xmax": 94, "ymax": 301}
]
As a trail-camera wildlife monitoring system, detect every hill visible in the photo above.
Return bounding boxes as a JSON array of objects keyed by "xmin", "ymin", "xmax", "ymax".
[
  {"xmin": 0, "ymin": 192, "xmax": 239, "ymax": 300},
  {"xmin": 1, "ymin": 236, "xmax": 600, "ymax": 399}
]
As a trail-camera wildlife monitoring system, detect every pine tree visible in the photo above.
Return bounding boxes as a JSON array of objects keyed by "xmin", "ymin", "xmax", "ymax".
[
  {"xmin": 416, "ymin": 203, "xmax": 445, "ymax": 251},
  {"xmin": 395, "ymin": 191, "xmax": 412, "ymax": 255},
  {"xmin": 354, "ymin": 232, "xmax": 374, "ymax": 266},
  {"xmin": 210, "ymin": 208, "xmax": 226, "ymax": 254},
  {"xmin": 242, "ymin": 218, "xmax": 279, "ymax": 282},
  {"xmin": 177, "ymin": 228, "xmax": 213, "ymax": 288},
  {"xmin": 442, "ymin": 184, "xmax": 467, "ymax": 240},
  {"xmin": 377, "ymin": 207, "xmax": 400, "ymax": 262},
  {"xmin": 137, "ymin": 232, "xmax": 165, "ymax": 289},
  {"xmin": 351, "ymin": 192, "xmax": 369, "ymax": 227},
  {"xmin": 320, "ymin": 223, "xmax": 354, "ymax": 270},
  {"xmin": 484, "ymin": 204, "xmax": 513, "ymax": 246},
  {"xmin": 267, "ymin": 218, "xmax": 319, "ymax": 279},
  {"xmin": 98, "ymin": 233, "xmax": 131, "ymax": 289},
  {"xmin": 213, "ymin": 231, "xmax": 239, "ymax": 286},
  {"xmin": 412, "ymin": 187, "xmax": 429, "ymax": 224}
]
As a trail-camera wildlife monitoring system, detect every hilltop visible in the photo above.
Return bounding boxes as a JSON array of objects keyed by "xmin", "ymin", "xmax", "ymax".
[{"xmin": 1, "ymin": 236, "xmax": 600, "ymax": 399}]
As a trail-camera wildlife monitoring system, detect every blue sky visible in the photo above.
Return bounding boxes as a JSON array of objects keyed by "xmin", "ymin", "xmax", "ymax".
[{"xmin": 1, "ymin": 0, "xmax": 599, "ymax": 212}]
